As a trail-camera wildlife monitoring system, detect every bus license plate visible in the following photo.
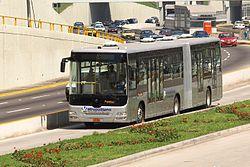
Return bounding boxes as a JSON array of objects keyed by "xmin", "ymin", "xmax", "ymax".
[{"xmin": 92, "ymin": 118, "xmax": 101, "ymax": 122}]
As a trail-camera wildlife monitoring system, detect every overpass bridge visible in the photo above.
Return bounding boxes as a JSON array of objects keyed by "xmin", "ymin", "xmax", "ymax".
[{"xmin": 52, "ymin": 0, "xmax": 244, "ymax": 23}]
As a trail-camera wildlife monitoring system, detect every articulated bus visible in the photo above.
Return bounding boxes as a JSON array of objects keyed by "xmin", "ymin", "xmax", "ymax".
[{"xmin": 60, "ymin": 37, "xmax": 222, "ymax": 124}]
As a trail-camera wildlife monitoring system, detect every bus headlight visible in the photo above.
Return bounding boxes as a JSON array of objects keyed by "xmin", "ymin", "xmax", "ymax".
[
  {"xmin": 115, "ymin": 112, "xmax": 127, "ymax": 120},
  {"xmin": 69, "ymin": 111, "xmax": 78, "ymax": 119}
]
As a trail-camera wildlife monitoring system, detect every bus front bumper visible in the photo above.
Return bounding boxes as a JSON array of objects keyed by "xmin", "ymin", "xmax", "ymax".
[{"xmin": 69, "ymin": 105, "xmax": 130, "ymax": 123}]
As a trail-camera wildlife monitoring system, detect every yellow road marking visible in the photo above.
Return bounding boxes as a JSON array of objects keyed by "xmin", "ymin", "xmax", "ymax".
[{"xmin": 0, "ymin": 81, "xmax": 68, "ymax": 98}]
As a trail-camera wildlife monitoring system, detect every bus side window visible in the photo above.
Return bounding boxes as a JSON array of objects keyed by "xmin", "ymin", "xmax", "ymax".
[
  {"xmin": 192, "ymin": 51, "xmax": 197, "ymax": 78},
  {"xmin": 138, "ymin": 60, "xmax": 147, "ymax": 86},
  {"xmin": 163, "ymin": 55, "xmax": 172, "ymax": 80},
  {"xmin": 203, "ymin": 48, "xmax": 212, "ymax": 77},
  {"xmin": 172, "ymin": 52, "xmax": 181, "ymax": 79},
  {"xmin": 215, "ymin": 44, "xmax": 222, "ymax": 72},
  {"xmin": 129, "ymin": 64, "xmax": 137, "ymax": 90}
]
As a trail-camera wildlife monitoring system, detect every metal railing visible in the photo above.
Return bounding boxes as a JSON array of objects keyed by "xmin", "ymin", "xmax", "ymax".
[{"xmin": 0, "ymin": 15, "xmax": 126, "ymax": 44}]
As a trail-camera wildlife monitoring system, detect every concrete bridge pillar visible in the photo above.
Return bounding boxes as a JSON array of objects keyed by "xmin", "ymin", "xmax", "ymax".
[
  {"xmin": 89, "ymin": 2, "xmax": 111, "ymax": 23},
  {"xmin": 229, "ymin": 1, "xmax": 242, "ymax": 23}
]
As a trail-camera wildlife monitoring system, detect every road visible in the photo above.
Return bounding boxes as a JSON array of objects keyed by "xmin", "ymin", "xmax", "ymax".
[
  {"xmin": 221, "ymin": 45, "xmax": 250, "ymax": 73},
  {"xmin": 118, "ymin": 128, "xmax": 250, "ymax": 167},
  {"xmin": 0, "ymin": 86, "xmax": 67, "ymax": 123},
  {"xmin": 0, "ymin": 45, "xmax": 249, "ymax": 123},
  {"xmin": 0, "ymin": 82, "xmax": 250, "ymax": 155}
]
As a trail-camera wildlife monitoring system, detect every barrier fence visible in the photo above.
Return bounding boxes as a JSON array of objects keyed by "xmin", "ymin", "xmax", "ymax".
[{"xmin": 0, "ymin": 15, "xmax": 126, "ymax": 44}]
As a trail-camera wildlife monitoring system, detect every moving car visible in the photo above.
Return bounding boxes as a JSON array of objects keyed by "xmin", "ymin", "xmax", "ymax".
[
  {"xmin": 107, "ymin": 24, "xmax": 118, "ymax": 33},
  {"xmin": 233, "ymin": 21, "xmax": 245, "ymax": 29},
  {"xmin": 139, "ymin": 30, "xmax": 154, "ymax": 39},
  {"xmin": 121, "ymin": 29, "xmax": 136, "ymax": 40},
  {"xmin": 218, "ymin": 32, "xmax": 237, "ymax": 47},
  {"xmin": 192, "ymin": 30, "xmax": 209, "ymax": 38},
  {"xmin": 243, "ymin": 20, "xmax": 250, "ymax": 28},
  {"xmin": 140, "ymin": 30, "xmax": 156, "ymax": 42},
  {"xmin": 73, "ymin": 22, "xmax": 84, "ymax": 34},
  {"xmin": 127, "ymin": 18, "xmax": 138, "ymax": 24},
  {"xmin": 94, "ymin": 24, "xmax": 105, "ymax": 32},
  {"xmin": 159, "ymin": 28, "xmax": 172, "ymax": 36}
]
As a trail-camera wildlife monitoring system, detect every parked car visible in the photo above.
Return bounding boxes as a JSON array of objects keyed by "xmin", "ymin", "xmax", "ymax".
[
  {"xmin": 107, "ymin": 24, "xmax": 118, "ymax": 33},
  {"xmin": 159, "ymin": 28, "xmax": 172, "ymax": 36},
  {"xmin": 73, "ymin": 22, "xmax": 84, "ymax": 34},
  {"xmin": 233, "ymin": 21, "xmax": 245, "ymax": 29},
  {"xmin": 121, "ymin": 29, "xmax": 135, "ymax": 40},
  {"xmin": 218, "ymin": 32, "xmax": 237, "ymax": 47},
  {"xmin": 192, "ymin": 30, "xmax": 209, "ymax": 38},
  {"xmin": 127, "ymin": 18, "xmax": 138, "ymax": 24},
  {"xmin": 94, "ymin": 24, "xmax": 105, "ymax": 32}
]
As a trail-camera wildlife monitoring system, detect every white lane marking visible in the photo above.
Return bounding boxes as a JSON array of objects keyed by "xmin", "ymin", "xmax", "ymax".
[
  {"xmin": 6, "ymin": 108, "xmax": 30, "ymax": 114},
  {"xmin": 31, "ymin": 94, "xmax": 50, "ymax": 100},
  {"xmin": 57, "ymin": 101, "xmax": 65, "ymax": 104},
  {"xmin": 18, "ymin": 99, "xmax": 22, "ymax": 101},
  {"xmin": 42, "ymin": 104, "xmax": 46, "ymax": 107},
  {"xmin": 0, "ymin": 102, "xmax": 8, "ymax": 105},
  {"xmin": 57, "ymin": 92, "xmax": 61, "ymax": 95},
  {"xmin": 222, "ymin": 49, "xmax": 231, "ymax": 62}
]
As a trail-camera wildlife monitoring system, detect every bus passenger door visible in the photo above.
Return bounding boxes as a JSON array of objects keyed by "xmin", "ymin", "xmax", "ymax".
[
  {"xmin": 196, "ymin": 52, "xmax": 204, "ymax": 93},
  {"xmin": 194, "ymin": 51, "xmax": 204, "ymax": 105},
  {"xmin": 211, "ymin": 49, "xmax": 217, "ymax": 90},
  {"xmin": 147, "ymin": 58, "xmax": 164, "ymax": 117}
]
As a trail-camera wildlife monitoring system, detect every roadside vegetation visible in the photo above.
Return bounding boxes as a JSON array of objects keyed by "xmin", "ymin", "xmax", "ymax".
[
  {"xmin": 137, "ymin": 2, "xmax": 159, "ymax": 9},
  {"xmin": 0, "ymin": 100, "xmax": 250, "ymax": 167}
]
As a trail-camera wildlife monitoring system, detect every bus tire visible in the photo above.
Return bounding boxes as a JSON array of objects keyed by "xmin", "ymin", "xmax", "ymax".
[
  {"xmin": 206, "ymin": 88, "xmax": 212, "ymax": 108},
  {"xmin": 173, "ymin": 96, "xmax": 180, "ymax": 115},
  {"xmin": 136, "ymin": 104, "xmax": 145, "ymax": 123}
]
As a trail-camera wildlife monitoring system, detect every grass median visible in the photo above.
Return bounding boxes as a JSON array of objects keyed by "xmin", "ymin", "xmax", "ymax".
[{"xmin": 1, "ymin": 100, "xmax": 250, "ymax": 167}]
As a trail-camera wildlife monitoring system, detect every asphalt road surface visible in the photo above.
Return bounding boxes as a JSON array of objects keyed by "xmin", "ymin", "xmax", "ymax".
[
  {"xmin": 0, "ymin": 86, "xmax": 67, "ymax": 123},
  {"xmin": 0, "ymin": 82, "xmax": 250, "ymax": 155},
  {"xmin": 221, "ymin": 45, "xmax": 250, "ymax": 73},
  {"xmin": 0, "ymin": 45, "xmax": 249, "ymax": 123}
]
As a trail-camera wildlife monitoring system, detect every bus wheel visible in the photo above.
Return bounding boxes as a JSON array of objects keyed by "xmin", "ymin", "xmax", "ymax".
[
  {"xmin": 136, "ymin": 104, "xmax": 145, "ymax": 123},
  {"xmin": 173, "ymin": 96, "xmax": 180, "ymax": 115},
  {"xmin": 206, "ymin": 88, "xmax": 212, "ymax": 108}
]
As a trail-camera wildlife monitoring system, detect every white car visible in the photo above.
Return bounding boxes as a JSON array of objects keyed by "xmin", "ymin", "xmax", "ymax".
[
  {"xmin": 156, "ymin": 36, "xmax": 175, "ymax": 41},
  {"xmin": 178, "ymin": 33, "xmax": 193, "ymax": 39},
  {"xmin": 94, "ymin": 24, "xmax": 105, "ymax": 32},
  {"xmin": 140, "ymin": 37, "xmax": 155, "ymax": 42},
  {"xmin": 233, "ymin": 21, "xmax": 245, "ymax": 29}
]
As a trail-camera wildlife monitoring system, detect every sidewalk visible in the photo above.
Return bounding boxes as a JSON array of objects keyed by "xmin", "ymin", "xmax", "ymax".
[
  {"xmin": 89, "ymin": 124, "xmax": 250, "ymax": 167},
  {"xmin": 116, "ymin": 127, "xmax": 250, "ymax": 167}
]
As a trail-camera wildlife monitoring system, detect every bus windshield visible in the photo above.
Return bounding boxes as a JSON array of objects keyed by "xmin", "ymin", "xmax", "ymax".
[{"xmin": 70, "ymin": 54, "xmax": 127, "ymax": 96}]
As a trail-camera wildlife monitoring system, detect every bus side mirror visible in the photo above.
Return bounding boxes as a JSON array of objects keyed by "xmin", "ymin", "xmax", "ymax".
[{"xmin": 61, "ymin": 58, "xmax": 68, "ymax": 72}]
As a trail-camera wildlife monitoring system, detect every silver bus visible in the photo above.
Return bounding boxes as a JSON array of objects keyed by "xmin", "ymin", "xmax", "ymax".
[{"xmin": 60, "ymin": 37, "xmax": 222, "ymax": 124}]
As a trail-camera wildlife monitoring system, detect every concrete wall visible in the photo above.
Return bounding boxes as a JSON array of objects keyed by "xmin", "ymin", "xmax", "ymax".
[
  {"xmin": 0, "ymin": 25, "xmax": 108, "ymax": 91},
  {"xmin": 109, "ymin": 3, "xmax": 159, "ymax": 23},
  {"xmin": 60, "ymin": 2, "xmax": 160, "ymax": 26},
  {"xmin": 0, "ymin": 0, "xmax": 68, "ymax": 24}
]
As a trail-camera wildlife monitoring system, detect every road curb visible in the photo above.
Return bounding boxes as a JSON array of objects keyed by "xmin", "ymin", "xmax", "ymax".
[{"xmin": 90, "ymin": 123, "xmax": 250, "ymax": 167}]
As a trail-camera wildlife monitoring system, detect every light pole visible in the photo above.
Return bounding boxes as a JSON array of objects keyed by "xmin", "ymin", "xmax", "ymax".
[{"xmin": 26, "ymin": 0, "xmax": 31, "ymax": 27}]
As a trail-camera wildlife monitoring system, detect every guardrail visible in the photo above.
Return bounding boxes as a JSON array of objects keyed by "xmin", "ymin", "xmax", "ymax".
[{"xmin": 0, "ymin": 15, "xmax": 126, "ymax": 44}]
